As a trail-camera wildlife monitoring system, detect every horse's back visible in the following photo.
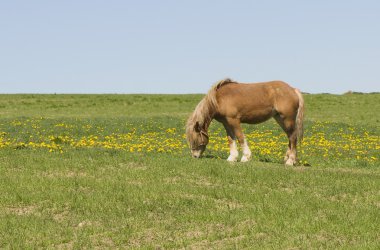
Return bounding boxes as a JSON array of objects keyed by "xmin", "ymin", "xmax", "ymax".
[{"xmin": 215, "ymin": 81, "xmax": 299, "ymax": 123}]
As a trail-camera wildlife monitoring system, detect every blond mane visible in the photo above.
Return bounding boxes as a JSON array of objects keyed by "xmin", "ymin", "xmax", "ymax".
[
  {"xmin": 186, "ymin": 78, "xmax": 237, "ymax": 142},
  {"xmin": 212, "ymin": 78, "xmax": 237, "ymax": 90}
]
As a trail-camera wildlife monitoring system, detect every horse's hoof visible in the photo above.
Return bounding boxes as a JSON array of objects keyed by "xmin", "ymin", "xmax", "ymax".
[
  {"xmin": 241, "ymin": 155, "xmax": 251, "ymax": 162},
  {"xmin": 227, "ymin": 155, "xmax": 238, "ymax": 162},
  {"xmin": 285, "ymin": 159, "xmax": 296, "ymax": 166}
]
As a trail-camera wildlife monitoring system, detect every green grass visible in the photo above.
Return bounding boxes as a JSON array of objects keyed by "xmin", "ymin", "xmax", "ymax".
[
  {"xmin": 0, "ymin": 94, "xmax": 200, "ymax": 119},
  {"xmin": 0, "ymin": 93, "xmax": 379, "ymax": 248}
]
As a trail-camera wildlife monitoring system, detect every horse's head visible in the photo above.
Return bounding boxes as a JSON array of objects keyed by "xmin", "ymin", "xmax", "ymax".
[{"xmin": 186, "ymin": 121, "xmax": 209, "ymax": 158}]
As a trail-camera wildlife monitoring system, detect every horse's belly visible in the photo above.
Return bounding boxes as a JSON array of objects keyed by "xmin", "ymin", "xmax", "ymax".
[{"xmin": 239, "ymin": 107, "xmax": 275, "ymax": 124}]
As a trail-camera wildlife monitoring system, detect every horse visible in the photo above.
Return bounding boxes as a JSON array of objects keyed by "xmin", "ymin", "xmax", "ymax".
[{"xmin": 186, "ymin": 78, "xmax": 304, "ymax": 165}]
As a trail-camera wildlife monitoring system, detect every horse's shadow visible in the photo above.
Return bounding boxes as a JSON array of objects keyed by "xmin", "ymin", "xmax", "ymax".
[
  {"xmin": 203, "ymin": 154, "xmax": 218, "ymax": 159},
  {"xmin": 201, "ymin": 154, "xmax": 311, "ymax": 166},
  {"xmin": 202, "ymin": 154, "xmax": 278, "ymax": 163}
]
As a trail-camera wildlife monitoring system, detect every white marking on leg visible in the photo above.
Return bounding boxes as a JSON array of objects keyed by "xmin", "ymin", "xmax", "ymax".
[
  {"xmin": 227, "ymin": 141, "xmax": 238, "ymax": 162},
  {"xmin": 285, "ymin": 152, "xmax": 296, "ymax": 166},
  {"xmin": 241, "ymin": 138, "xmax": 252, "ymax": 162},
  {"xmin": 284, "ymin": 148, "xmax": 291, "ymax": 162}
]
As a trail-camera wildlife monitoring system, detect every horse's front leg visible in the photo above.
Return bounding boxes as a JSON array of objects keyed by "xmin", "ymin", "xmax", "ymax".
[
  {"xmin": 234, "ymin": 123, "xmax": 251, "ymax": 162},
  {"xmin": 227, "ymin": 136, "xmax": 239, "ymax": 162},
  {"xmin": 222, "ymin": 122, "xmax": 239, "ymax": 162},
  {"xmin": 226, "ymin": 119, "xmax": 251, "ymax": 162},
  {"xmin": 240, "ymin": 137, "xmax": 252, "ymax": 162}
]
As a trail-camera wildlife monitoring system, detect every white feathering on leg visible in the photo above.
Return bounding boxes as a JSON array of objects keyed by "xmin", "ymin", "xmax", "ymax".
[
  {"xmin": 227, "ymin": 141, "xmax": 239, "ymax": 162},
  {"xmin": 241, "ymin": 138, "xmax": 251, "ymax": 162}
]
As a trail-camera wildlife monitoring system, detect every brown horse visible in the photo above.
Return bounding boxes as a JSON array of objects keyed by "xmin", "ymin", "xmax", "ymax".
[{"xmin": 186, "ymin": 78, "xmax": 304, "ymax": 165}]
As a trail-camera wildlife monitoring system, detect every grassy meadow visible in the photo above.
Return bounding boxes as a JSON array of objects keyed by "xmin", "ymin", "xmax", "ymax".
[{"xmin": 0, "ymin": 93, "xmax": 379, "ymax": 248}]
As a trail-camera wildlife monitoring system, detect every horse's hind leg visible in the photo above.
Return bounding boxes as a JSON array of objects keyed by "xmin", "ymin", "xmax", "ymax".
[
  {"xmin": 286, "ymin": 129, "xmax": 298, "ymax": 166},
  {"xmin": 274, "ymin": 114, "xmax": 297, "ymax": 166}
]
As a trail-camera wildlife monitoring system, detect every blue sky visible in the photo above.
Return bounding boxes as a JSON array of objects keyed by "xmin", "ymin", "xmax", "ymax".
[{"xmin": 1, "ymin": 1, "xmax": 379, "ymax": 94}]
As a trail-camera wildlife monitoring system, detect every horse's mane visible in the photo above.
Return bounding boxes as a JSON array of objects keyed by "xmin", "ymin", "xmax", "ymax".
[
  {"xmin": 205, "ymin": 78, "xmax": 237, "ymax": 112},
  {"xmin": 186, "ymin": 78, "xmax": 237, "ymax": 138},
  {"xmin": 212, "ymin": 78, "xmax": 237, "ymax": 91}
]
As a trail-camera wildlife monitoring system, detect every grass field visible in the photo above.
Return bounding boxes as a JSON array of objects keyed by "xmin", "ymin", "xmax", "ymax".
[{"xmin": 0, "ymin": 93, "xmax": 379, "ymax": 249}]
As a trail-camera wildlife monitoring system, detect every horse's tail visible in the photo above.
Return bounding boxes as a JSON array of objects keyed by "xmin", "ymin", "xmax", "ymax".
[{"xmin": 294, "ymin": 88, "xmax": 304, "ymax": 145}]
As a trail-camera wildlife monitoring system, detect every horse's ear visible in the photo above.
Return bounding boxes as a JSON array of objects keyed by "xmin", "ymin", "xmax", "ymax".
[{"xmin": 194, "ymin": 121, "xmax": 201, "ymax": 132}]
